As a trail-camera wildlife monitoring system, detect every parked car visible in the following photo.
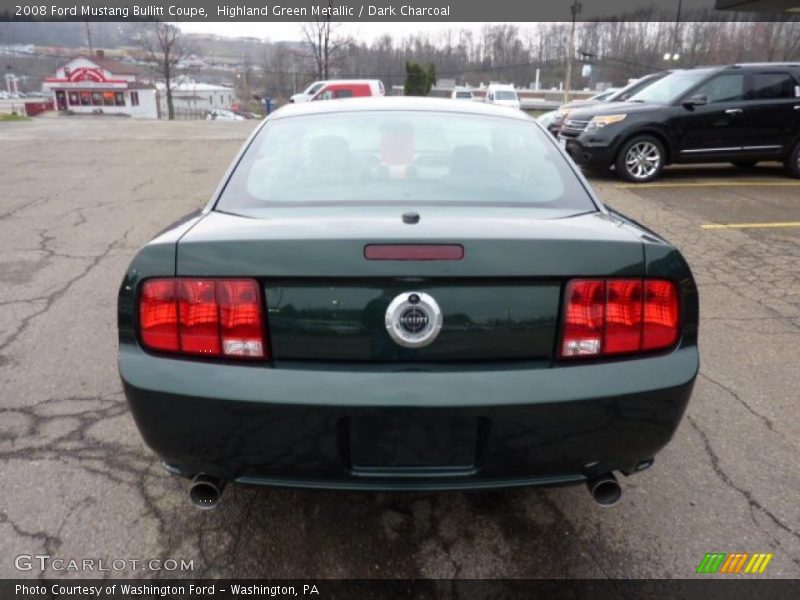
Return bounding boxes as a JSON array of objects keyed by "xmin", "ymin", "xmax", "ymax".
[
  {"xmin": 536, "ymin": 109, "xmax": 559, "ymax": 130},
  {"xmin": 561, "ymin": 63, "xmax": 800, "ymax": 182},
  {"xmin": 589, "ymin": 88, "xmax": 620, "ymax": 101},
  {"xmin": 311, "ymin": 79, "xmax": 386, "ymax": 101},
  {"xmin": 484, "ymin": 84, "xmax": 520, "ymax": 109},
  {"xmin": 451, "ymin": 87, "xmax": 474, "ymax": 100},
  {"xmin": 206, "ymin": 109, "xmax": 245, "ymax": 121},
  {"xmin": 119, "ymin": 97, "xmax": 698, "ymax": 509},
  {"xmin": 549, "ymin": 72, "xmax": 670, "ymax": 136},
  {"xmin": 289, "ymin": 80, "xmax": 326, "ymax": 103}
]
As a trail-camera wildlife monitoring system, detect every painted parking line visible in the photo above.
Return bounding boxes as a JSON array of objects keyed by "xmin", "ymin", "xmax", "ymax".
[
  {"xmin": 701, "ymin": 221, "xmax": 800, "ymax": 230},
  {"xmin": 616, "ymin": 181, "xmax": 800, "ymax": 189}
]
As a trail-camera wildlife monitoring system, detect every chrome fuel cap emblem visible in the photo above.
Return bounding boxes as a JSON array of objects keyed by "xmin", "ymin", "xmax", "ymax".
[{"xmin": 385, "ymin": 292, "xmax": 443, "ymax": 348}]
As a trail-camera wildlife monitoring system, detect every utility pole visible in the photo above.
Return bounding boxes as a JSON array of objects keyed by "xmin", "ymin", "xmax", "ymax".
[
  {"xmin": 672, "ymin": 0, "xmax": 683, "ymax": 61},
  {"xmin": 663, "ymin": 0, "xmax": 683, "ymax": 63},
  {"xmin": 85, "ymin": 19, "xmax": 93, "ymax": 56},
  {"xmin": 564, "ymin": 0, "xmax": 581, "ymax": 103}
]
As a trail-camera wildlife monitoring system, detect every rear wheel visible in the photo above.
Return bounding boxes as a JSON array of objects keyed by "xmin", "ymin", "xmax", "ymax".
[
  {"xmin": 731, "ymin": 160, "xmax": 758, "ymax": 168},
  {"xmin": 615, "ymin": 135, "xmax": 665, "ymax": 183},
  {"xmin": 785, "ymin": 142, "xmax": 800, "ymax": 179}
]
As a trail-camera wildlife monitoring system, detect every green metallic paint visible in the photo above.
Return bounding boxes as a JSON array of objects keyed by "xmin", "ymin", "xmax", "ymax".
[
  {"xmin": 266, "ymin": 281, "xmax": 559, "ymax": 361},
  {"xmin": 120, "ymin": 344, "xmax": 697, "ymax": 408},
  {"xmin": 118, "ymin": 189, "xmax": 698, "ymax": 490},
  {"xmin": 117, "ymin": 211, "xmax": 204, "ymax": 346},
  {"xmin": 175, "ymin": 208, "xmax": 645, "ymax": 279}
]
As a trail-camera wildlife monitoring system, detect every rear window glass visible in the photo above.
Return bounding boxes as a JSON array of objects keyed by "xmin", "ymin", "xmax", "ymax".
[
  {"xmin": 750, "ymin": 72, "xmax": 796, "ymax": 100},
  {"xmin": 216, "ymin": 110, "xmax": 594, "ymax": 214},
  {"xmin": 494, "ymin": 91, "xmax": 517, "ymax": 100}
]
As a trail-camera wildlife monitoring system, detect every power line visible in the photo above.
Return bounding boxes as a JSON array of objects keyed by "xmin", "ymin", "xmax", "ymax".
[
  {"xmin": 259, "ymin": 58, "xmax": 564, "ymax": 80},
  {"xmin": 257, "ymin": 54, "xmax": 663, "ymax": 81}
]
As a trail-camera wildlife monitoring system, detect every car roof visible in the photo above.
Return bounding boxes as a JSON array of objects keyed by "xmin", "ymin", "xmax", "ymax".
[
  {"xmin": 269, "ymin": 96, "xmax": 533, "ymax": 121},
  {"xmin": 729, "ymin": 62, "xmax": 800, "ymax": 68},
  {"xmin": 318, "ymin": 79, "xmax": 382, "ymax": 85},
  {"xmin": 683, "ymin": 63, "xmax": 800, "ymax": 71}
]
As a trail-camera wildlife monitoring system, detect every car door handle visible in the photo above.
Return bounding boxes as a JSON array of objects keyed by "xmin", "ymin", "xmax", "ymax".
[{"xmin": 725, "ymin": 108, "xmax": 743, "ymax": 115}]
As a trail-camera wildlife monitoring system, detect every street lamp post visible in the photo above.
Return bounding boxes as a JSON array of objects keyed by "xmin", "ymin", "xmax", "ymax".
[
  {"xmin": 564, "ymin": 0, "xmax": 582, "ymax": 103},
  {"xmin": 664, "ymin": 0, "xmax": 683, "ymax": 64}
]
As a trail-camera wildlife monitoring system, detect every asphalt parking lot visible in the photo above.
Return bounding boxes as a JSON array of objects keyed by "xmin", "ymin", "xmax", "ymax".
[{"xmin": 1, "ymin": 118, "xmax": 798, "ymax": 579}]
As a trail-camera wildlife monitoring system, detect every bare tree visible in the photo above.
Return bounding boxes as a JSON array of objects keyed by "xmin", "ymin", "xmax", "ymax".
[
  {"xmin": 300, "ymin": 1, "xmax": 353, "ymax": 80},
  {"xmin": 138, "ymin": 22, "xmax": 192, "ymax": 120}
]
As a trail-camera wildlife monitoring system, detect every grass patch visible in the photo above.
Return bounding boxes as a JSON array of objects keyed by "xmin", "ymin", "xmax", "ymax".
[
  {"xmin": 523, "ymin": 108, "xmax": 549, "ymax": 118},
  {"xmin": 0, "ymin": 113, "xmax": 31, "ymax": 122}
]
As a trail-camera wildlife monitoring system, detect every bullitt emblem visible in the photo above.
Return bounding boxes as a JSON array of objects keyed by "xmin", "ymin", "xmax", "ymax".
[{"xmin": 385, "ymin": 292, "xmax": 443, "ymax": 348}]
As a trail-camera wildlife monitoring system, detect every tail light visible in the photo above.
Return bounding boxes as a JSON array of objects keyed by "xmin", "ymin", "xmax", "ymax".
[
  {"xmin": 139, "ymin": 278, "xmax": 267, "ymax": 360},
  {"xmin": 560, "ymin": 278, "xmax": 679, "ymax": 359}
]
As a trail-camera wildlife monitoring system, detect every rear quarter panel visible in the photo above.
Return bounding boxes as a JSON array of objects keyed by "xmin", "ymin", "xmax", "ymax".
[{"xmin": 117, "ymin": 211, "xmax": 206, "ymax": 346}]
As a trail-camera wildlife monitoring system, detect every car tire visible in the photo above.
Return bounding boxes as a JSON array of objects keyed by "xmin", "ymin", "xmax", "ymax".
[
  {"xmin": 784, "ymin": 142, "xmax": 800, "ymax": 179},
  {"xmin": 731, "ymin": 160, "xmax": 758, "ymax": 168},
  {"xmin": 615, "ymin": 135, "xmax": 665, "ymax": 183}
]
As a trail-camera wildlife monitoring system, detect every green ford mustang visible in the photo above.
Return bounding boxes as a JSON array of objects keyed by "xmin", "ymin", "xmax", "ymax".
[{"xmin": 117, "ymin": 97, "xmax": 698, "ymax": 508}]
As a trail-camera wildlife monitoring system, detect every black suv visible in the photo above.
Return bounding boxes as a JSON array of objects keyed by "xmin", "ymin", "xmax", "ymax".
[
  {"xmin": 560, "ymin": 64, "xmax": 800, "ymax": 182},
  {"xmin": 549, "ymin": 71, "xmax": 670, "ymax": 136}
]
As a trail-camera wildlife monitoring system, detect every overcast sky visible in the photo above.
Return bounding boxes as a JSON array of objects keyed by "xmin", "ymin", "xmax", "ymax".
[
  {"xmin": 178, "ymin": 22, "xmax": 502, "ymax": 43},
  {"xmin": 174, "ymin": 0, "xmax": 715, "ymax": 41}
]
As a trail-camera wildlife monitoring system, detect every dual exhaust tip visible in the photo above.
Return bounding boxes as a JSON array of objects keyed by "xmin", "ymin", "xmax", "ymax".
[
  {"xmin": 187, "ymin": 472, "xmax": 622, "ymax": 509},
  {"xmin": 586, "ymin": 473, "xmax": 622, "ymax": 507},
  {"xmin": 189, "ymin": 474, "xmax": 225, "ymax": 509}
]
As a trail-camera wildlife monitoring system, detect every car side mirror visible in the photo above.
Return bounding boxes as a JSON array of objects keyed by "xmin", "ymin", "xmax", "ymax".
[{"xmin": 683, "ymin": 94, "xmax": 707, "ymax": 108}]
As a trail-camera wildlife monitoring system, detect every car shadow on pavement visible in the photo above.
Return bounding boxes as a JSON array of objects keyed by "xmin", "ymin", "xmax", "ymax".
[{"xmin": 146, "ymin": 470, "xmax": 626, "ymax": 579}]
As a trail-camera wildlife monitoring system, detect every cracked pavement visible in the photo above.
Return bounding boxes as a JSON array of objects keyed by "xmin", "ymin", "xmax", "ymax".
[{"xmin": 0, "ymin": 119, "xmax": 798, "ymax": 579}]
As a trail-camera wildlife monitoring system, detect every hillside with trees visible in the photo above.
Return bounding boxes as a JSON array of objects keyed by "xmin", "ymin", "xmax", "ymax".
[{"xmin": 2, "ymin": 17, "xmax": 798, "ymax": 102}]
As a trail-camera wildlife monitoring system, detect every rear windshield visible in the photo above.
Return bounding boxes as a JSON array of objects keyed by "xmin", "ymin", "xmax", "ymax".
[
  {"xmin": 494, "ymin": 91, "xmax": 518, "ymax": 100},
  {"xmin": 455, "ymin": 91, "xmax": 473, "ymax": 98},
  {"xmin": 216, "ymin": 110, "xmax": 595, "ymax": 214}
]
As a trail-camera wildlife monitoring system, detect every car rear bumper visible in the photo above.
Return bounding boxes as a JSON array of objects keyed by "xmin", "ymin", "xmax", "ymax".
[{"xmin": 120, "ymin": 344, "xmax": 698, "ymax": 491}]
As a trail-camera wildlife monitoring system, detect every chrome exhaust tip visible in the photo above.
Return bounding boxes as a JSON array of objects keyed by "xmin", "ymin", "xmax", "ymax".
[
  {"xmin": 586, "ymin": 473, "xmax": 622, "ymax": 507},
  {"xmin": 189, "ymin": 474, "xmax": 225, "ymax": 510}
]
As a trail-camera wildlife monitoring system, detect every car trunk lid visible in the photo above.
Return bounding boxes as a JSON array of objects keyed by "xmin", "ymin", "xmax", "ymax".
[{"xmin": 176, "ymin": 207, "xmax": 644, "ymax": 362}]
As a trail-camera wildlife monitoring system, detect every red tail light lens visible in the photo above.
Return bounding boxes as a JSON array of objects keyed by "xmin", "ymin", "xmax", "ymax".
[
  {"xmin": 605, "ymin": 279, "xmax": 643, "ymax": 354},
  {"xmin": 138, "ymin": 278, "xmax": 268, "ymax": 360},
  {"xmin": 139, "ymin": 279, "xmax": 179, "ymax": 352},
  {"xmin": 560, "ymin": 278, "xmax": 679, "ymax": 359},
  {"xmin": 642, "ymin": 280, "xmax": 679, "ymax": 350},
  {"xmin": 178, "ymin": 279, "xmax": 220, "ymax": 355}
]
